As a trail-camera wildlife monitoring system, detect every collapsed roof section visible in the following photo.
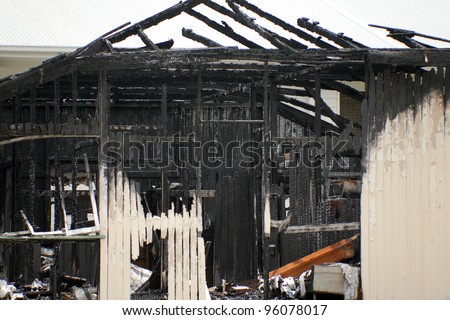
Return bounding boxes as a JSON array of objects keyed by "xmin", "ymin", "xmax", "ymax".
[{"xmin": 0, "ymin": 0, "xmax": 449, "ymax": 133}]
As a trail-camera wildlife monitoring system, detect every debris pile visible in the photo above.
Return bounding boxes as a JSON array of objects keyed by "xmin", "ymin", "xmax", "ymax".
[
  {"xmin": 59, "ymin": 275, "xmax": 97, "ymax": 300},
  {"xmin": 40, "ymin": 247, "xmax": 54, "ymax": 273},
  {"xmin": 209, "ymin": 280, "xmax": 263, "ymax": 300},
  {"xmin": 259, "ymin": 271, "xmax": 312, "ymax": 300}
]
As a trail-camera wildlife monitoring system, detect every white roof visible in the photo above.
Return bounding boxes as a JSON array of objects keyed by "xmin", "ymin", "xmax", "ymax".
[{"xmin": 0, "ymin": 0, "xmax": 449, "ymax": 49}]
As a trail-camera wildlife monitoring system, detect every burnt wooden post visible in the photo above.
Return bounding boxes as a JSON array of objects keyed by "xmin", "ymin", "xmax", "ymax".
[
  {"xmin": 96, "ymin": 71, "xmax": 110, "ymax": 299},
  {"xmin": 195, "ymin": 65, "xmax": 203, "ymax": 227},
  {"xmin": 314, "ymin": 72, "xmax": 321, "ymax": 138},
  {"xmin": 14, "ymin": 93, "xmax": 21, "ymax": 123},
  {"xmin": 161, "ymin": 83, "xmax": 169, "ymax": 213},
  {"xmin": 161, "ymin": 83, "xmax": 169, "ymax": 289},
  {"xmin": 29, "ymin": 88, "xmax": 36, "ymax": 224},
  {"xmin": 72, "ymin": 71, "xmax": 78, "ymax": 120},
  {"xmin": 250, "ymin": 81, "xmax": 261, "ymax": 279},
  {"xmin": 54, "ymin": 78, "xmax": 61, "ymax": 123},
  {"xmin": 262, "ymin": 61, "xmax": 270, "ymax": 299}
]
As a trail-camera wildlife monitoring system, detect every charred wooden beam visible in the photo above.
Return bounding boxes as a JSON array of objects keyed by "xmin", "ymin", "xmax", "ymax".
[
  {"xmin": 366, "ymin": 48, "xmax": 450, "ymax": 66},
  {"xmin": 388, "ymin": 35, "xmax": 431, "ymax": 49},
  {"xmin": 321, "ymin": 80, "xmax": 365, "ymax": 102},
  {"xmin": 97, "ymin": 71, "xmax": 109, "ymax": 299},
  {"xmin": 76, "ymin": 22, "xmax": 132, "ymax": 57},
  {"xmin": 71, "ymin": 71, "xmax": 78, "ymax": 119},
  {"xmin": 54, "ymin": 79, "xmax": 61, "ymax": 122},
  {"xmin": 305, "ymin": 86, "xmax": 349, "ymax": 129},
  {"xmin": 182, "ymin": 28, "xmax": 223, "ymax": 47},
  {"xmin": 30, "ymin": 88, "xmax": 36, "ymax": 123},
  {"xmin": 297, "ymin": 17, "xmax": 367, "ymax": 49},
  {"xmin": 278, "ymin": 101, "xmax": 340, "ymax": 133},
  {"xmin": 314, "ymin": 72, "xmax": 321, "ymax": 137},
  {"xmin": 107, "ymin": 0, "xmax": 203, "ymax": 44},
  {"xmin": 186, "ymin": 8, "xmax": 263, "ymax": 49},
  {"xmin": 136, "ymin": 27, "xmax": 160, "ymax": 50},
  {"xmin": 227, "ymin": 0, "xmax": 336, "ymax": 49},
  {"xmin": 370, "ymin": 24, "xmax": 450, "ymax": 45},
  {"xmin": 104, "ymin": 39, "xmax": 115, "ymax": 53},
  {"xmin": 203, "ymin": 0, "xmax": 308, "ymax": 49},
  {"xmin": 226, "ymin": 0, "xmax": 298, "ymax": 53}
]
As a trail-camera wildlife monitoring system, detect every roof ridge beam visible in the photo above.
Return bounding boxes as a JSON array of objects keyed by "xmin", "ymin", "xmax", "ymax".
[{"xmin": 228, "ymin": 0, "xmax": 336, "ymax": 49}]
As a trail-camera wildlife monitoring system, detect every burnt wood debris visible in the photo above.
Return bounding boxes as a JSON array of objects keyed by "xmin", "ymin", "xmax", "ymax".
[{"xmin": 0, "ymin": 0, "xmax": 449, "ymax": 300}]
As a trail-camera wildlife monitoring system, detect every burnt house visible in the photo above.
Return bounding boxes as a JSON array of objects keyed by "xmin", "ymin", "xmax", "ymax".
[{"xmin": 1, "ymin": 0, "xmax": 450, "ymax": 300}]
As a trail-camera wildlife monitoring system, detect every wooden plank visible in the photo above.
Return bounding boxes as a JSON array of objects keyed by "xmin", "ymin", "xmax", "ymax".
[
  {"xmin": 397, "ymin": 71, "xmax": 408, "ymax": 298},
  {"xmin": 190, "ymin": 205, "xmax": 198, "ymax": 299},
  {"xmin": 365, "ymin": 67, "xmax": 377, "ymax": 299},
  {"xmin": 444, "ymin": 66, "xmax": 450, "ymax": 295},
  {"xmin": 379, "ymin": 68, "xmax": 393, "ymax": 299},
  {"xmin": 168, "ymin": 208, "xmax": 175, "ymax": 300},
  {"xmin": 130, "ymin": 181, "xmax": 140, "ymax": 260},
  {"xmin": 106, "ymin": 169, "xmax": 115, "ymax": 300},
  {"xmin": 420, "ymin": 71, "xmax": 432, "ymax": 298},
  {"xmin": 412, "ymin": 70, "xmax": 423, "ymax": 298},
  {"xmin": 136, "ymin": 182, "xmax": 146, "ymax": 246},
  {"xmin": 427, "ymin": 69, "xmax": 440, "ymax": 297},
  {"xmin": 373, "ymin": 70, "xmax": 385, "ymax": 299},
  {"xmin": 96, "ymin": 71, "xmax": 109, "ymax": 300},
  {"xmin": 182, "ymin": 208, "xmax": 190, "ymax": 299},
  {"xmin": 269, "ymin": 235, "xmax": 358, "ymax": 278},
  {"xmin": 404, "ymin": 72, "xmax": 415, "ymax": 299},
  {"xmin": 114, "ymin": 169, "xmax": 124, "ymax": 299},
  {"xmin": 434, "ymin": 67, "xmax": 446, "ymax": 298},
  {"xmin": 123, "ymin": 174, "xmax": 131, "ymax": 299},
  {"xmin": 175, "ymin": 213, "xmax": 183, "ymax": 300},
  {"xmin": 284, "ymin": 222, "xmax": 360, "ymax": 234},
  {"xmin": 198, "ymin": 236, "xmax": 207, "ymax": 300}
]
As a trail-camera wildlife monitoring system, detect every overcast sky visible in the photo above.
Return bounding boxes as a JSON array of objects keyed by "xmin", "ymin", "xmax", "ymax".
[{"xmin": 0, "ymin": 0, "xmax": 449, "ymax": 49}]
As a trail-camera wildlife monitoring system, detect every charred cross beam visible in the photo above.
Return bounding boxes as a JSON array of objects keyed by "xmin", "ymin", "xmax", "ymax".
[
  {"xmin": 297, "ymin": 17, "xmax": 367, "ymax": 49},
  {"xmin": 182, "ymin": 28, "xmax": 224, "ymax": 47},
  {"xmin": 227, "ymin": 0, "xmax": 336, "ymax": 49}
]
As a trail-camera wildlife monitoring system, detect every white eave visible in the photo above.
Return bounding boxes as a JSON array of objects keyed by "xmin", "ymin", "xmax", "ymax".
[{"xmin": 0, "ymin": 45, "xmax": 78, "ymax": 59}]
